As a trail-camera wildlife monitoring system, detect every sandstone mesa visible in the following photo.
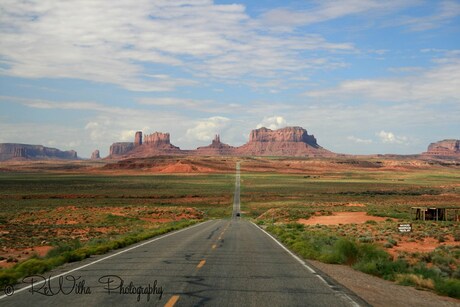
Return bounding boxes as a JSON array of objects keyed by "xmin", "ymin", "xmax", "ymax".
[
  {"xmin": 0, "ymin": 143, "xmax": 77, "ymax": 161},
  {"xmin": 423, "ymin": 139, "xmax": 460, "ymax": 157},
  {"xmin": 108, "ymin": 126, "xmax": 334, "ymax": 158}
]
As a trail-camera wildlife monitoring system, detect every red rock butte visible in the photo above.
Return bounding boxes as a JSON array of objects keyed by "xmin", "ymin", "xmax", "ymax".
[
  {"xmin": 423, "ymin": 139, "xmax": 460, "ymax": 157},
  {"xmin": 0, "ymin": 143, "xmax": 78, "ymax": 161},
  {"xmin": 108, "ymin": 126, "xmax": 335, "ymax": 158}
]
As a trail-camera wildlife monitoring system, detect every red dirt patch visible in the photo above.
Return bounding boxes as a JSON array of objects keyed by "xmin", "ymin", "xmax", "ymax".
[
  {"xmin": 298, "ymin": 212, "xmax": 388, "ymax": 225},
  {"xmin": 0, "ymin": 245, "xmax": 53, "ymax": 269},
  {"xmin": 387, "ymin": 237, "xmax": 459, "ymax": 258},
  {"xmin": 345, "ymin": 203, "xmax": 366, "ymax": 207},
  {"xmin": 153, "ymin": 161, "xmax": 216, "ymax": 173}
]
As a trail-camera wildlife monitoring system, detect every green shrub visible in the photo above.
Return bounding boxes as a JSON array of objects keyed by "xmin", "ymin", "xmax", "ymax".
[
  {"xmin": 0, "ymin": 271, "xmax": 19, "ymax": 289},
  {"xmin": 15, "ymin": 259, "xmax": 50, "ymax": 276},
  {"xmin": 387, "ymin": 238, "xmax": 398, "ymax": 246},
  {"xmin": 46, "ymin": 239, "xmax": 82, "ymax": 258},
  {"xmin": 435, "ymin": 278, "xmax": 460, "ymax": 299},
  {"xmin": 358, "ymin": 236, "xmax": 374, "ymax": 243},
  {"xmin": 396, "ymin": 274, "xmax": 434, "ymax": 289},
  {"xmin": 321, "ymin": 239, "xmax": 359, "ymax": 264},
  {"xmin": 353, "ymin": 244, "xmax": 392, "ymax": 276}
]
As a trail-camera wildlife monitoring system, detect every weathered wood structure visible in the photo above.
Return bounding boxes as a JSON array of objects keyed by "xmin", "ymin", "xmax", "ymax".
[{"xmin": 411, "ymin": 207, "xmax": 460, "ymax": 221}]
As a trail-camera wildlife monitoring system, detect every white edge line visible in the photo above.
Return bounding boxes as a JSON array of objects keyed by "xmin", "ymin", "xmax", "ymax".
[
  {"xmin": 251, "ymin": 222, "xmax": 361, "ymax": 307},
  {"xmin": 0, "ymin": 220, "xmax": 213, "ymax": 300}
]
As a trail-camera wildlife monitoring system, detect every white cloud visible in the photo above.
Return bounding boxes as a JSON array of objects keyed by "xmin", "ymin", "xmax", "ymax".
[
  {"xmin": 377, "ymin": 130, "xmax": 408, "ymax": 144},
  {"xmin": 185, "ymin": 116, "xmax": 230, "ymax": 142},
  {"xmin": 0, "ymin": 95, "xmax": 143, "ymax": 116},
  {"xmin": 347, "ymin": 136, "xmax": 373, "ymax": 144},
  {"xmin": 256, "ymin": 116, "xmax": 287, "ymax": 130},
  {"xmin": 395, "ymin": 0, "xmax": 460, "ymax": 31},
  {"xmin": 0, "ymin": 0, "xmax": 354, "ymax": 91},
  {"xmin": 305, "ymin": 58, "xmax": 460, "ymax": 103},
  {"xmin": 388, "ymin": 66, "xmax": 424, "ymax": 73},
  {"xmin": 119, "ymin": 130, "xmax": 138, "ymax": 142},
  {"xmin": 137, "ymin": 97, "xmax": 206, "ymax": 108},
  {"xmin": 260, "ymin": 0, "xmax": 417, "ymax": 30}
]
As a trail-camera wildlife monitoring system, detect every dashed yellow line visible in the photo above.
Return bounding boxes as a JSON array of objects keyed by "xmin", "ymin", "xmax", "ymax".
[
  {"xmin": 164, "ymin": 295, "xmax": 180, "ymax": 307},
  {"xmin": 213, "ymin": 222, "xmax": 230, "ymax": 250},
  {"xmin": 197, "ymin": 259, "xmax": 206, "ymax": 269}
]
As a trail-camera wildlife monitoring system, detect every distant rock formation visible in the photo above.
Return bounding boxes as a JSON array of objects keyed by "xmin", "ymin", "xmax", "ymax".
[
  {"xmin": 196, "ymin": 134, "xmax": 235, "ymax": 155},
  {"xmin": 249, "ymin": 127, "xmax": 318, "ymax": 144},
  {"xmin": 91, "ymin": 150, "xmax": 101, "ymax": 160},
  {"xmin": 108, "ymin": 131, "xmax": 182, "ymax": 158},
  {"xmin": 134, "ymin": 131, "xmax": 142, "ymax": 147},
  {"xmin": 109, "ymin": 142, "xmax": 134, "ymax": 157},
  {"xmin": 107, "ymin": 126, "xmax": 333, "ymax": 158},
  {"xmin": 235, "ymin": 127, "xmax": 332, "ymax": 157},
  {"xmin": 423, "ymin": 139, "xmax": 460, "ymax": 156},
  {"xmin": 0, "ymin": 143, "xmax": 78, "ymax": 161},
  {"xmin": 144, "ymin": 132, "xmax": 175, "ymax": 147}
]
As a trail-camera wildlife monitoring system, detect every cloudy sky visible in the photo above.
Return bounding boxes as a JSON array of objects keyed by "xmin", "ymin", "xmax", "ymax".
[{"xmin": 1, "ymin": 0, "xmax": 459, "ymax": 157}]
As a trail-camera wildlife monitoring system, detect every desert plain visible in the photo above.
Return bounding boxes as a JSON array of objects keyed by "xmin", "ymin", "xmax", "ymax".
[{"xmin": 0, "ymin": 155, "xmax": 459, "ymax": 303}]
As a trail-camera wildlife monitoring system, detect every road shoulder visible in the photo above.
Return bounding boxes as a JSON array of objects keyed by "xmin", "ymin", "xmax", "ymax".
[{"xmin": 308, "ymin": 260, "xmax": 460, "ymax": 307}]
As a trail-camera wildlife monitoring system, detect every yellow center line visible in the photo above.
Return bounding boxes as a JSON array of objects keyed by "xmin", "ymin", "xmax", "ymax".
[
  {"xmin": 197, "ymin": 259, "xmax": 206, "ymax": 269},
  {"xmin": 164, "ymin": 295, "xmax": 180, "ymax": 307},
  {"xmin": 213, "ymin": 222, "xmax": 230, "ymax": 248}
]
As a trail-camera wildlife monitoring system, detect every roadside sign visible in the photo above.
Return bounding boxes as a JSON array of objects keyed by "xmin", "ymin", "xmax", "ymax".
[{"xmin": 398, "ymin": 223, "xmax": 412, "ymax": 233}]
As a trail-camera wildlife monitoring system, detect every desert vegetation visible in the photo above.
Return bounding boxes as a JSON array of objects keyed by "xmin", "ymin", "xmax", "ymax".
[{"xmin": 244, "ymin": 161, "xmax": 460, "ymax": 298}]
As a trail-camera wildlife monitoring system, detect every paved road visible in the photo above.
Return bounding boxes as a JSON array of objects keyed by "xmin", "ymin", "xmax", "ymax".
[
  {"xmin": 0, "ymin": 163, "xmax": 366, "ymax": 307},
  {"xmin": 232, "ymin": 162, "xmax": 241, "ymax": 218}
]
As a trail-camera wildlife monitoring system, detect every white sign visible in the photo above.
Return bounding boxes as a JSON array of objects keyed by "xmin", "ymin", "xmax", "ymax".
[{"xmin": 398, "ymin": 223, "xmax": 412, "ymax": 233}]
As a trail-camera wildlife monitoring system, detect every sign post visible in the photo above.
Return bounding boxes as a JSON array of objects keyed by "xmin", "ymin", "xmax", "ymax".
[{"xmin": 398, "ymin": 223, "xmax": 412, "ymax": 233}]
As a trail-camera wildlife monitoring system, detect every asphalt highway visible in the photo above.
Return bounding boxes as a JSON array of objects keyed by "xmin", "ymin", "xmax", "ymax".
[
  {"xmin": 0, "ymin": 163, "xmax": 366, "ymax": 307},
  {"xmin": 232, "ymin": 162, "xmax": 241, "ymax": 217}
]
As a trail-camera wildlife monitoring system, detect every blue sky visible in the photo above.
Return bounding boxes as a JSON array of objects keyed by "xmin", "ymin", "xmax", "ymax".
[{"xmin": 0, "ymin": 0, "xmax": 459, "ymax": 157}]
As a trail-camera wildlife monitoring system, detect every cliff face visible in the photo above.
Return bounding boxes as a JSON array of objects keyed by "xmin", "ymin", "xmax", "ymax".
[
  {"xmin": 91, "ymin": 150, "xmax": 101, "ymax": 160},
  {"xmin": 249, "ymin": 127, "xmax": 318, "ymax": 147},
  {"xmin": 109, "ymin": 142, "xmax": 134, "ymax": 157},
  {"xmin": 134, "ymin": 131, "xmax": 142, "ymax": 147},
  {"xmin": 424, "ymin": 139, "xmax": 460, "ymax": 156},
  {"xmin": 144, "ymin": 132, "xmax": 174, "ymax": 147},
  {"xmin": 108, "ymin": 132, "xmax": 181, "ymax": 158},
  {"xmin": 0, "ymin": 143, "xmax": 78, "ymax": 161},
  {"xmin": 236, "ymin": 127, "xmax": 332, "ymax": 157}
]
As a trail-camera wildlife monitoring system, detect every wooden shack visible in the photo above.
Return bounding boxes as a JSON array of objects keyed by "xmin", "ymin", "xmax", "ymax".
[{"xmin": 411, "ymin": 207, "xmax": 460, "ymax": 221}]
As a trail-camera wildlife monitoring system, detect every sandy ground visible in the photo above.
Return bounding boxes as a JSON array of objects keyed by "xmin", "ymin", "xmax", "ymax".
[{"xmin": 298, "ymin": 211, "xmax": 389, "ymax": 225}]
